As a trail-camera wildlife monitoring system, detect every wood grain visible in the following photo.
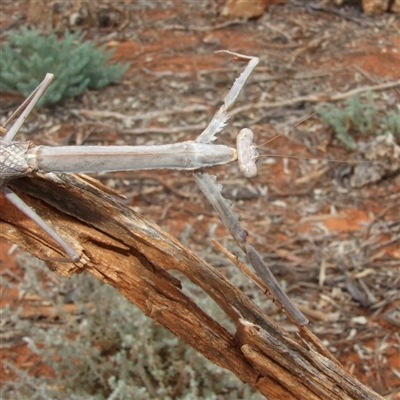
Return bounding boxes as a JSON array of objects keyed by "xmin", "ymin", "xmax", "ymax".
[{"xmin": 0, "ymin": 172, "xmax": 384, "ymax": 399}]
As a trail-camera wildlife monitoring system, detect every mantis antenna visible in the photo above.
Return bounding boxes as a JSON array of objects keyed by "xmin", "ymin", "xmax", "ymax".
[{"xmin": 238, "ymin": 113, "xmax": 374, "ymax": 178}]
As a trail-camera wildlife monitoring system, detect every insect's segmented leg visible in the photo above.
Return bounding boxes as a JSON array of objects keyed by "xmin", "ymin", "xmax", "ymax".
[
  {"xmin": 3, "ymin": 187, "xmax": 80, "ymax": 262},
  {"xmin": 3, "ymin": 74, "xmax": 54, "ymax": 142},
  {"xmin": 194, "ymin": 170, "xmax": 247, "ymax": 245},
  {"xmin": 245, "ymin": 244, "xmax": 309, "ymax": 326},
  {"xmin": 196, "ymin": 51, "xmax": 259, "ymax": 144},
  {"xmin": 1, "ymin": 73, "xmax": 81, "ymax": 262},
  {"xmin": 193, "ymin": 52, "xmax": 308, "ymax": 326},
  {"xmin": 194, "ymin": 170, "xmax": 309, "ymax": 326},
  {"xmin": 216, "ymin": 51, "xmax": 260, "ymax": 111}
]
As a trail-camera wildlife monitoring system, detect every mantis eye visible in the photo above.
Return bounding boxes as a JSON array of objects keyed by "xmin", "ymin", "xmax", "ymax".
[{"xmin": 237, "ymin": 128, "xmax": 258, "ymax": 178}]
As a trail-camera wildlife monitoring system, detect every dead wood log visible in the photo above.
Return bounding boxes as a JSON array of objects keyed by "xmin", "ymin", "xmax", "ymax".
[{"xmin": 0, "ymin": 172, "xmax": 384, "ymax": 399}]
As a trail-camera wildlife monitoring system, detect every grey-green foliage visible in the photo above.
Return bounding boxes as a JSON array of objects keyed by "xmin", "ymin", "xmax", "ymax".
[
  {"xmin": 1, "ymin": 253, "xmax": 263, "ymax": 400},
  {"xmin": 380, "ymin": 106, "xmax": 400, "ymax": 142},
  {"xmin": 315, "ymin": 92, "xmax": 399, "ymax": 150},
  {"xmin": 0, "ymin": 27, "xmax": 130, "ymax": 106}
]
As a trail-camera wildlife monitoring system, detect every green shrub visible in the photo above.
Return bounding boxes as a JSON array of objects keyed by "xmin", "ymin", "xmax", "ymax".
[
  {"xmin": 316, "ymin": 92, "xmax": 399, "ymax": 150},
  {"xmin": 1, "ymin": 253, "xmax": 263, "ymax": 400},
  {"xmin": 0, "ymin": 27, "xmax": 130, "ymax": 106},
  {"xmin": 380, "ymin": 106, "xmax": 400, "ymax": 142}
]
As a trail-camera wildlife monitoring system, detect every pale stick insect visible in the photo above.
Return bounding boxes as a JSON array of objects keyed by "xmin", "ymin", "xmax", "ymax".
[{"xmin": 0, "ymin": 51, "xmax": 308, "ymax": 326}]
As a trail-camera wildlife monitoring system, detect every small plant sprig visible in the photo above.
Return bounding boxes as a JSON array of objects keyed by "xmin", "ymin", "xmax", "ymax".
[
  {"xmin": 380, "ymin": 106, "xmax": 400, "ymax": 142},
  {"xmin": 316, "ymin": 92, "xmax": 399, "ymax": 150},
  {"xmin": 0, "ymin": 27, "xmax": 130, "ymax": 106}
]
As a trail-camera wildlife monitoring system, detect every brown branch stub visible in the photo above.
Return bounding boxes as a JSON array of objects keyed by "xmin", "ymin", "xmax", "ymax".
[
  {"xmin": 236, "ymin": 319, "xmax": 384, "ymax": 400},
  {"xmin": 0, "ymin": 172, "xmax": 384, "ymax": 399}
]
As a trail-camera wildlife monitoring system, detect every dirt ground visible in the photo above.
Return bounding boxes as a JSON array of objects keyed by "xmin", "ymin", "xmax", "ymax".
[{"xmin": 1, "ymin": 0, "xmax": 399, "ymax": 398}]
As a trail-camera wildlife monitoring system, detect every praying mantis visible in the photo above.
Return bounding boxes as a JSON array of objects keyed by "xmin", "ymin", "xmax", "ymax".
[{"xmin": 0, "ymin": 50, "xmax": 309, "ymax": 326}]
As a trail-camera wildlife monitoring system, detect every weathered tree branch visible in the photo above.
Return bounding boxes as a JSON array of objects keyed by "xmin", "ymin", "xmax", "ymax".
[{"xmin": 0, "ymin": 172, "xmax": 383, "ymax": 399}]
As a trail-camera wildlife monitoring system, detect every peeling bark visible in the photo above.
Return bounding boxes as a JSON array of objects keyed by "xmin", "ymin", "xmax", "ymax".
[{"xmin": 0, "ymin": 172, "xmax": 384, "ymax": 399}]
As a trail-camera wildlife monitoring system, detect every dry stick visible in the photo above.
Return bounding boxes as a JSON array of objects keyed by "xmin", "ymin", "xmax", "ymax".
[
  {"xmin": 123, "ymin": 123, "xmax": 207, "ymax": 136},
  {"xmin": 0, "ymin": 175, "xmax": 276, "ymax": 397},
  {"xmin": 306, "ymin": 2, "xmax": 367, "ymax": 26},
  {"xmin": 235, "ymin": 319, "xmax": 382, "ymax": 400},
  {"xmin": 72, "ymin": 104, "xmax": 209, "ymax": 122},
  {"xmin": 161, "ymin": 18, "xmax": 246, "ymax": 32},
  {"xmin": 0, "ymin": 173, "xmax": 384, "ymax": 400},
  {"xmin": 229, "ymin": 80, "xmax": 400, "ymax": 118}
]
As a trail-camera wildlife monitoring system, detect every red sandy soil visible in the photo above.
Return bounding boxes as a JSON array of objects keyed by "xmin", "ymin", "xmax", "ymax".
[{"xmin": 1, "ymin": 1, "xmax": 399, "ymax": 398}]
